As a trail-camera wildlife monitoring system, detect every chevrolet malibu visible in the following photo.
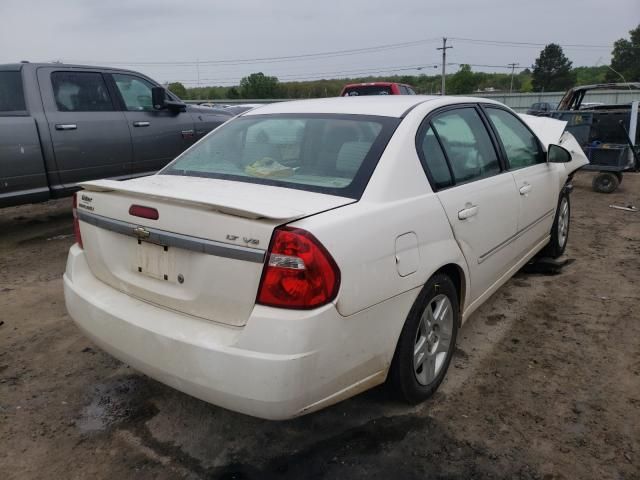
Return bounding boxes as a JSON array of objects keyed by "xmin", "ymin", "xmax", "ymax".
[{"xmin": 64, "ymin": 96, "xmax": 587, "ymax": 419}]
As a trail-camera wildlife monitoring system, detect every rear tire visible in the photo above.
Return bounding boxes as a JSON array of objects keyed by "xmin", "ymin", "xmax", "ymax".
[
  {"xmin": 389, "ymin": 274, "xmax": 459, "ymax": 404},
  {"xmin": 541, "ymin": 191, "xmax": 570, "ymax": 259},
  {"xmin": 592, "ymin": 172, "xmax": 619, "ymax": 193}
]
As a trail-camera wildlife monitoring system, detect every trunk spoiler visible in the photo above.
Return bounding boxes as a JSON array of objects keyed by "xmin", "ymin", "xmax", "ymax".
[{"xmin": 79, "ymin": 179, "xmax": 306, "ymax": 221}]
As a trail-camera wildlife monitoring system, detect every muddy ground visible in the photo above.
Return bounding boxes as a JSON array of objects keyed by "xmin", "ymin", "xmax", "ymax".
[{"xmin": 1, "ymin": 171, "xmax": 639, "ymax": 480}]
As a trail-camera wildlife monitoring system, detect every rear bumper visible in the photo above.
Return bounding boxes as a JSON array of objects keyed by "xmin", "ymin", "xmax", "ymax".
[{"xmin": 63, "ymin": 245, "xmax": 406, "ymax": 419}]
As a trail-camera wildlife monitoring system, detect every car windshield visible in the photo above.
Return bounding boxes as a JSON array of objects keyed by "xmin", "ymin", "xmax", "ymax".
[
  {"xmin": 343, "ymin": 85, "xmax": 393, "ymax": 96},
  {"xmin": 161, "ymin": 113, "xmax": 399, "ymax": 198}
]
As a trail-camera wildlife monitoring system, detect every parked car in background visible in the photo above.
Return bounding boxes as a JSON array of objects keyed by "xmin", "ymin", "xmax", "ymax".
[
  {"xmin": 0, "ymin": 62, "xmax": 233, "ymax": 208},
  {"xmin": 222, "ymin": 103, "xmax": 264, "ymax": 115},
  {"xmin": 526, "ymin": 102, "xmax": 555, "ymax": 116},
  {"xmin": 65, "ymin": 95, "xmax": 587, "ymax": 420},
  {"xmin": 340, "ymin": 82, "xmax": 416, "ymax": 96}
]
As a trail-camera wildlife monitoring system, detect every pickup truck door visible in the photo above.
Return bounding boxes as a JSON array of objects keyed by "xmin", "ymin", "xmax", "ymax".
[
  {"xmin": 482, "ymin": 107, "xmax": 559, "ymax": 256},
  {"xmin": 108, "ymin": 73, "xmax": 197, "ymax": 175},
  {"xmin": 417, "ymin": 106, "xmax": 520, "ymax": 302},
  {"xmin": 37, "ymin": 68, "xmax": 132, "ymax": 186}
]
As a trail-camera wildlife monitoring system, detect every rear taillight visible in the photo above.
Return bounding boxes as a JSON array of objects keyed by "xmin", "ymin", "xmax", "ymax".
[
  {"xmin": 72, "ymin": 193, "xmax": 83, "ymax": 248},
  {"xmin": 256, "ymin": 227, "xmax": 340, "ymax": 309}
]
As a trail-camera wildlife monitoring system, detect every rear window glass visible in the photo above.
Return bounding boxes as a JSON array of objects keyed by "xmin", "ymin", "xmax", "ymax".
[
  {"xmin": 0, "ymin": 71, "xmax": 26, "ymax": 113},
  {"xmin": 343, "ymin": 85, "xmax": 392, "ymax": 96},
  {"xmin": 161, "ymin": 114, "xmax": 399, "ymax": 198}
]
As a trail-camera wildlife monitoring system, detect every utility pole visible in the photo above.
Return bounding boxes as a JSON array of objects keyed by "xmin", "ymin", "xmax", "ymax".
[
  {"xmin": 196, "ymin": 58, "xmax": 200, "ymax": 88},
  {"xmin": 437, "ymin": 37, "xmax": 453, "ymax": 95},
  {"xmin": 508, "ymin": 62, "xmax": 519, "ymax": 94}
]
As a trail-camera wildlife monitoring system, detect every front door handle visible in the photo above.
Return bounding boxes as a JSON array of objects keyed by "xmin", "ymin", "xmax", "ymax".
[
  {"xmin": 55, "ymin": 124, "xmax": 77, "ymax": 130},
  {"xmin": 458, "ymin": 205, "xmax": 479, "ymax": 220},
  {"xmin": 133, "ymin": 121, "xmax": 150, "ymax": 127},
  {"xmin": 519, "ymin": 183, "xmax": 533, "ymax": 195}
]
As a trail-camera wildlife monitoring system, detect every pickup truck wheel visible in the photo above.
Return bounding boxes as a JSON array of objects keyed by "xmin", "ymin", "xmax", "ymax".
[
  {"xmin": 541, "ymin": 192, "xmax": 570, "ymax": 259},
  {"xmin": 592, "ymin": 172, "xmax": 619, "ymax": 193},
  {"xmin": 389, "ymin": 273, "xmax": 459, "ymax": 404}
]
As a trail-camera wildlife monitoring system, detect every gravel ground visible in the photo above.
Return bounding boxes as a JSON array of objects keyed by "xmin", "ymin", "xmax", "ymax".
[{"xmin": 1, "ymin": 171, "xmax": 639, "ymax": 480}]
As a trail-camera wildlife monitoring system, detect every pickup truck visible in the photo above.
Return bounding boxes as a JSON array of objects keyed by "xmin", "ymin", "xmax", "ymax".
[{"xmin": 0, "ymin": 62, "xmax": 233, "ymax": 207}]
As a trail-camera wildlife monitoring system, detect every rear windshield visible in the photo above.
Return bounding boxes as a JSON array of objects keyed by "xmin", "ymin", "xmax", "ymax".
[
  {"xmin": 0, "ymin": 71, "xmax": 26, "ymax": 113},
  {"xmin": 161, "ymin": 113, "xmax": 400, "ymax": 198},
  {"xmin": 343, "ymin": 85, "xmax": 393, "ymax": 96}
]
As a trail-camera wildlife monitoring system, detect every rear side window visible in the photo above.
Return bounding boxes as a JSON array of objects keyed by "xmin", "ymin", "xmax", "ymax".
[
  {"xmin": 417, "ymin": 126, "xmax": 453, "ymax": 189},
  {"xmin": 430, "ymin": 108, "xmax": 500, "ymax": 184},
  {"xmin": 162, "ymin": 114, "xmax": 399, "ymax": 198},
  {"xmin": 0, "ymin": 71, "xmax": 26, "ymax": 113},
  {"xmin": 51, "ymin": 72, "xmax": 114, "ymax": 112}
]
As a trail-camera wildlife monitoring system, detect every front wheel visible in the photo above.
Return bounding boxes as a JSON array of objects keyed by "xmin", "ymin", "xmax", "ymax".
[
  {"xmin": 389, "ymin": 274, "xmax": 459, "ymax": 404},
  {"xmin": 541, "ymin": 191, "xmax": 570, "ymax": 258}
]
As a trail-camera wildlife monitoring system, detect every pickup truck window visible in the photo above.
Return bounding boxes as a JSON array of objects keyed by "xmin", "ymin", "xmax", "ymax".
[
  {"xmin": 112, "ymin": 74, "xmax": 154, "ymax": 111},
  {"xmin": 0, "ymin": 71, "xmax": 26, "ymax": 113},
  {"xmin": 51, "ymin": 72, "xmax": 114, "ymax": 112}
]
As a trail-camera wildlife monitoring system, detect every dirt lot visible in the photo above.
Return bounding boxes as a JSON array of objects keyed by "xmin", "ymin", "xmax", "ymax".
[{"xmin": 1, "ymin": 171, "xmax": 639, "ymax": 480}]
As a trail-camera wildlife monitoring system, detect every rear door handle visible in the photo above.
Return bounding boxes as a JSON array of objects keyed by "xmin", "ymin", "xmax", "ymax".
[
  {"xmin": 519, "ymin": 183, "xmax": 532, "ymax": 195},
  {"xmin": 458, "ymin": 205, "xmax": 479, "ymax": 220},
  {"xmin": 133, "ymin": 121, "xmax": 150, "ymax": 127},
  {"xmin": 55, "ymin": 124, "xmax": 77, "ymax": 130}
]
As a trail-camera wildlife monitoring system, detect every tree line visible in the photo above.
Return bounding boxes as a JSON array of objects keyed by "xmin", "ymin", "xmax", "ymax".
[{"xmin": 168, "ymin": 25, "xmax": 639, "ymax": 100}]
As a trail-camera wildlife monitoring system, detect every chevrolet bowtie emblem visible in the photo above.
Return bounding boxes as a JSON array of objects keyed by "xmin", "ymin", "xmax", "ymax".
[{"xmin": 133, "ymin": 226, "xmax": 150, "ymax": 239}]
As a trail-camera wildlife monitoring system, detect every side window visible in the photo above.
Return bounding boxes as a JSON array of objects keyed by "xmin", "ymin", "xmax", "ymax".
[
  {"xmin": 112, "ymin": 74, "xmax": 154, "ymax": 111},
  {"xmin": 417, "ymin": 126, "xmax": 452, "ymax": 189},
  {"xmin": 431, "ymin": 108, "xmax": 501, "ymax": 184},
  {"xmin": 51, "ymin": 72, "xmax": 113, "ymax": 112},
  {"xmin": 399, "ymin": 85, "xmax": 409, "ymax": 95},
  {"xmin": 485, "ymin": 107, "xmax": 544, "ymax": 169},
  {"xmin": 407, "ymin": 87, "xmax": 416, "ymax": 95}
]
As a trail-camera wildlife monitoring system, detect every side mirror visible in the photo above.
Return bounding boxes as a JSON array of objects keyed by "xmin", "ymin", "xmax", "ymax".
[
  {"xmin": 151, "ymin": 87, "xmax": 167, "ymax": 110},
  {"xmin": 152, "ymin": 87, "xmax": 186, "ymax": 113},
  {"xmin": 548, "ymin": 144, "xmax": 572, "ymax": 163}
]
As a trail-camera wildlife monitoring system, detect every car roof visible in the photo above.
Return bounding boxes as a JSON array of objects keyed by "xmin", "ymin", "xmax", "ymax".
[{"xmin": 243, "ymin": 95, "xmax": 499, "ymax": 118}]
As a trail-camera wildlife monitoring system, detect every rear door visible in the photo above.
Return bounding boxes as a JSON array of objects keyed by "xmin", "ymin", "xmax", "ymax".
[
  {"xmin": 108, "ymin": 72, "xmax": 197, "ymax": 175},
  {"xmin": 416, "ymin": 106, "xmax": 520, "ymax": 301},
  {"xmin": 0, "ymin": 68, "xmax": 50, "ymax": 206},
  {"xmin": 38, "ymin": 68, "xmax": 132, "ymax": 186},
  {"xmin": 482, "ymin": 106, "xmax": 559, "ymax": 256}
]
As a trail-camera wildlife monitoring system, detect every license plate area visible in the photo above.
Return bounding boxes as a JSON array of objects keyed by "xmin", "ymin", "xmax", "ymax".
[{"xmin": 135, "ymin": 240, "xmax": 172, "ymax": 281}]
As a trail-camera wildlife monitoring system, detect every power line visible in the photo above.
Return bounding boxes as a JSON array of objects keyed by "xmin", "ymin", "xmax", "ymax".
[
  {"xmin": 449, "ymin": 36, "xmax": 612, "ymax": 49},
  {"xmin": 67, "ymin": 38, "xmax": 442, "ymax": 67}
]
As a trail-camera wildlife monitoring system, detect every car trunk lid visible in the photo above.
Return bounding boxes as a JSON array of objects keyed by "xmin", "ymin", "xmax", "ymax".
[{"xmin": 77, "ymin": 175, "xmax": 354, "ymax": 326}]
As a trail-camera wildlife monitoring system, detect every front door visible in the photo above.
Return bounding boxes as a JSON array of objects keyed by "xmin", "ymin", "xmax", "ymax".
[
  {"xmin": 109, "ymin": 73, "xmax": 197, "ymax": 175},
  {"xmin": 39, "ymin": 68, "xmax": 132, "ymax": 186},
  {"xmin": 482, "ymin": 106, "xmax": 559, "ymax": 256},
  {"xmin": 417, "ymin": 106, "xmax": 520, "ymax": 301}
]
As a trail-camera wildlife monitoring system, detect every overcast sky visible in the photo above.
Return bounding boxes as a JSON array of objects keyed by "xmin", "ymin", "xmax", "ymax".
[{"xmin": 1, "ymin": 0, "xmax": 638, "ymax": 86}]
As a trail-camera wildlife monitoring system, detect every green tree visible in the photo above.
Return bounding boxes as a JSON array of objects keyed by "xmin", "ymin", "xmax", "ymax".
[
  {"xmin": 607, "ymin": 24, "xmax": 640, "ymax": 82},
  {"xmin": 226, "ymin": 87, "xmax": 241, "ymax": 99},
  {"xmin": 531, "ymin": 44, "xmax": 576, "ymax": 92},
  {"xmin": 447, "ymin": 64, "xmax": 480, "ymax": 94},
  {"xmin": 167, "ymin": 82, "xmax": 187, "ymax": 99},
  {"xmin": 239, "ymin": 72, "xmax": 280, "ymax": 98}
]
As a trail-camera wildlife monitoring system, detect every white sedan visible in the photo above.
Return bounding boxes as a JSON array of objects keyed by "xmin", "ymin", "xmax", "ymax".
[{"xmin": 64, "ymin": 96, "xmax": 587, "ymax": 420}]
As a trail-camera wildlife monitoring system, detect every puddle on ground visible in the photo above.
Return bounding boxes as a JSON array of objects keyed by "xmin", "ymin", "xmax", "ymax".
[{"xmin": 76, "ymin": 375, "xmax": 157, "ymax": 434}]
